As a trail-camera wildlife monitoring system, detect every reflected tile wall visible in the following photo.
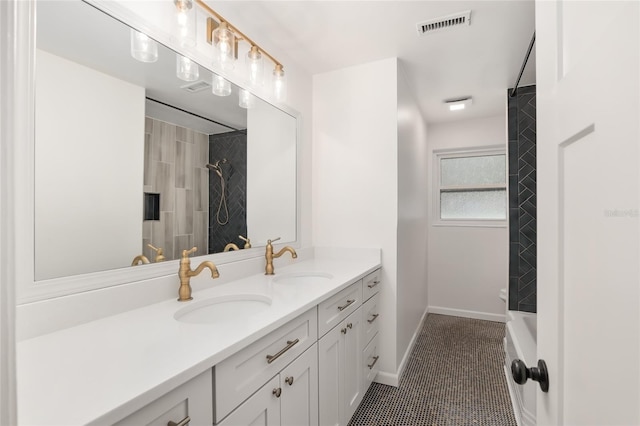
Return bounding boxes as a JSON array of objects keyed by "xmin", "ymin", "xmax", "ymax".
[
  {"xmin": 209, "ymin": 130, "xmax": 247, "ymax": 253},
  {"xmin": 143, "ymin": 117, "xmax": 209, "ymax": 261},
  {"xmin": 508, "ymin": 85, "xmax": 537, "ymax": 313}
]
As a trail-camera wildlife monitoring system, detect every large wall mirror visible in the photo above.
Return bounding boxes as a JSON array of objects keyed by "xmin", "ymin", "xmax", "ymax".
[{"xmin": 34, "ymin": 0, "xmax": 297, "ymax": 282}]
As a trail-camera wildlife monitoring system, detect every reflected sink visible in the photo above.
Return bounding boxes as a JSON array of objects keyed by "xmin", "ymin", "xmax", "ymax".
[
  {"xmin": 272, "ymin": 272, "xmax": 333, "ymax": 286},
  {"xmin": 174, "ymin": 294, "xmax": 272, "ymax": 324}
]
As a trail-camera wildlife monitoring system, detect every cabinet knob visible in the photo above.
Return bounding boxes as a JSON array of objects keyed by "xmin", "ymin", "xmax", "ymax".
[
  {"xmin": 272, "ymin": 387, "xmax": 282, "ymax": 398},
  {"xmin": 341, "ymin": 327, "xmax": 347, "ymax": 334},
  {"xmin": 167, "ymin": 416, "xmax": 190, "ymax": 426},
  {"xmin": 285, "ymin": 376, "xmax": 294, "ymax": 386},
  {"xmin": 347, "ymin": 323, "xmax": 353, "ymax": 329}
]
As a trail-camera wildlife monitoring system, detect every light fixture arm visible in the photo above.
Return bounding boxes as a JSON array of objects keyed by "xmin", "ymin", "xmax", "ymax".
[{"xmin": 196, "ymin": 0, "xmax": 283, "ymax": 69}]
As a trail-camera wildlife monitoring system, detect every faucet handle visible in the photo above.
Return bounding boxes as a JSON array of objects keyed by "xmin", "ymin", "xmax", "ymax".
[
  {"xmin": 239, "ymin": 235, "xmax": 251, "ymax": 248},
  {"xmin": 182, "ymin": 247, "xmax": 198, "ymax": 258},
  {"xmin": 268, "ymin": 237, "xmax": 281, "ymax": 245},
  {"xmin": 147, "ymin": 244, "xmax": 166, "ymax": 262}
]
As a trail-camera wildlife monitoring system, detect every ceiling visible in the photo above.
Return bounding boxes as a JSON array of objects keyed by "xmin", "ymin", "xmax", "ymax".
[{"xmin": 214, "ymin": 1, "xmax": 536, "ymax": 124}]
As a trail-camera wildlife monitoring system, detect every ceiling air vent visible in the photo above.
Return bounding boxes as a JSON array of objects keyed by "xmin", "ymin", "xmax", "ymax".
[
  {"xmin": 416, "ymin": 10, "xmax": 471, "ymax": 35},
  {"xmin": 180, "ymin": 80, "xmax": 211, "ymax": 93}
]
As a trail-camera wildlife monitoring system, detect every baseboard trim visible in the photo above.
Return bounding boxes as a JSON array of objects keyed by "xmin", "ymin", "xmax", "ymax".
[
  {"xmin": 428, "ymin": 306, "xmax": 505, "ymax": 323},
  {"xmin": 373, "ymin": 306, "xmax": 430, "ymax": 388}
]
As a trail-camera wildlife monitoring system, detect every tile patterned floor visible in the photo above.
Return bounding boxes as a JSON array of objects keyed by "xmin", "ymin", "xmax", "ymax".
[{"xmin": 348, "ymin": 314, "xmax": 517, "ymax": 426}]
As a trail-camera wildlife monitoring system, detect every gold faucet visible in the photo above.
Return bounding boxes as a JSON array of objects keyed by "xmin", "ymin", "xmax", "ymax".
[
  {"xmin": 131, "ymin": 255, "xmax": 150, "ymax": 266},
  {"xmin": 264, "ymin": 237, "xmax": 297, "ymax": 275},
  {"xmin": 178, "ymin": 247, "xmax": 220, "ymax": 302},
  {"xmin": 239, "ymin": 235, "xmax": 251, "ymax": 249},
  {"xmin": 224, "ymin": 235, "xmax": 251, "ymax": 252},
  {"xmin": 224, "ymin": 243, "xmax": 240, "ymax": 252},
  {"xmin": 147, "ymin": 244, "xmax": 166, "ymax": 262}
]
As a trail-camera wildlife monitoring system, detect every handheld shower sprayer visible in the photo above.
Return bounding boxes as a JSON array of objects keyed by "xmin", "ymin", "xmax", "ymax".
[{"xmin": 205, "ymin": 159, "xmax": 230, "ymax": 225}]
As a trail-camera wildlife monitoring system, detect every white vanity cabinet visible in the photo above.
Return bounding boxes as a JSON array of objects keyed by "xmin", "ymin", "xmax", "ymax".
[
  {"xmin": 214, "ymin": 308, "xmax": 318, "ymax": 423},
  {"xmin": 114, "ymin": 369, "xmax": 213, "ymax": 426},
  {"xmin": 361, "ymin": 269, "xmax": 381, "ymax": 398},
  {"xmin": 218, "ymin": 345, "xmax": 318, "ymax": 426},
  {"xmin": 318, "ymin": 280, "xmax": 365, "ymax": 426}
]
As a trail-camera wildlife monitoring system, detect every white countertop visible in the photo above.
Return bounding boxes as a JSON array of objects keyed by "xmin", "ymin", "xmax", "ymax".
[{"xmin": 17, "ymin": 253, "xmax": 380, "ymax": 425}]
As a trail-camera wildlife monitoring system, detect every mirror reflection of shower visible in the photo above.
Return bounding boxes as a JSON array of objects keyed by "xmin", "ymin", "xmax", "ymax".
[{"xmin": 206, "ymin": 159, "xmax": 229, "ymax": 225}]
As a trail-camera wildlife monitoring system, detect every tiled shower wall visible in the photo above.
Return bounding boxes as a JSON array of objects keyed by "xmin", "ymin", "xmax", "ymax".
[
  {"xmin": 508, "ymin": 85, "xmax": 537, "ymax": 313},
  {"xmin": 142, "ymin": 117, "xmax": 209, "ymax": 261},
  {"xmin": 208, "ymin": 130, "xmax": 248, "ymax": 253}
]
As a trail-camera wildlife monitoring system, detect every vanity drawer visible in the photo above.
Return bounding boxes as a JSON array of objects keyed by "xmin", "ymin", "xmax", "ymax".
[
  {"xmin": 318, "ymin": 280, "xmax": 363, "ymax": 337},
  {"xmin": 362, "ymin": 269, "xmax": 381, "ymax": 301},
  {"xmin": 214, "ymin": 307, "xmax": 317, "ymax": 423},
  {"xmin": 362, "ymin": 293, "xmax": 380, "ymax": 346},
  {"xmin": 363, "ymin": 333, "xmax": 380, "ymax": 392},
  {"xmin": 114, "ymin": 369, "xmax": 212, "ymax": 426}
]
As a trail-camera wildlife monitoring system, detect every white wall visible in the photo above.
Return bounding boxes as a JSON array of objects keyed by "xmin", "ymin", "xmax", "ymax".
[
  {"xmin": 313, "ymin": 58, "xmax": 399, "ymax": 377},
  {"xmin": 313, "ymin": 57, "xmax": 429, "ymax": 382},
  {"xmin": 396, "ymin": 65, "xmax": 429, "ymax": 367},
  {"xmin": 427, "ymin": 115, "xmax": 508, "ymax": 321},
  {"xmin": 34, "ymin": 49, "xmax": 144, "ymax": 280}
]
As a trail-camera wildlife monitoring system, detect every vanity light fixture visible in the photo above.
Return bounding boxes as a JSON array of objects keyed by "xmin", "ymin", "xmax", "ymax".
[
  {"xmin": 212, "ymin": 74, "xmax": 232, "ymax": 96},
  {"xmin": 174, "ymin": 0, "xmax": 197, "ymax": 47},
  {"xmin": 196, "ymin": 0, "xmax": 287, "ymax": 101},
  {"xmin": 176, "ymin": 54, "xmax": 199, "ymax": 81},
  {"xmin": 239, "ymin": 88, "xmax": 255, "ymax": 109},
  {"xmin": 130, "ymin": 29, "xmax": 158, "ymax": 63},
  {"xmin": 273, "ymin": 64, "xmax": 287, "ymax": 102},
  {"xmin": 246, "ymin": 45, "xmax": 264, "ymax": 86},
  {"xmin": 445, "ymin": 97, "xmax": 473, "ymax": 111},
  {"xmin": 212, "ymin": 21, "xmax": 237, "ymax": 70}
]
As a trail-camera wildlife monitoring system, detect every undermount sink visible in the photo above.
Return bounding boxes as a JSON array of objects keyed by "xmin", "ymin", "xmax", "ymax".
[
  {"xmin": 272, "ymin": 272, "xmax": 334, "ymax": 286},
  {"xmin": 174, "ymin": 294, "xmax": 272, "ymax": 324}
]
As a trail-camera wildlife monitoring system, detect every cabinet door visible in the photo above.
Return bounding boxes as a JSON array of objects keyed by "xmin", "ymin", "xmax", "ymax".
[
  {"xmin": 342, "ymin": 308, "xmax": 363, "ymax": 422},
  {"xmin": 217, "ymin": 376, "xmax": 281, "ymax": 426},
  {"xmin": 281, "ymin": 344, "xmax": 319, "ymax": 426},
  {"xmin": 318, "ymin": 321, "xmax": 344, "ymax": 426}
]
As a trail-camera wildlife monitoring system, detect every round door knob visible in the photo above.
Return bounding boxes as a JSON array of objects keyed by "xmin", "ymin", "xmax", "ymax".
[
  {"xmin": 511, "ymin": 359, "xmax": 549, "ymax": 392},
  {"xmin": 272, "ymin": 387, "xmax": 282, "ymax": 398}
]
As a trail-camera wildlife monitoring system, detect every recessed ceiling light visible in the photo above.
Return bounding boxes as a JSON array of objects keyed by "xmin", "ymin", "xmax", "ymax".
[{"xmin": 444, "ymin": 97, "xmax": 473, "ymax": 111}]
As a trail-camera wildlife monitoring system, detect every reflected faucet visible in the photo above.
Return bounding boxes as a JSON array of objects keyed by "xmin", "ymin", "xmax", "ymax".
[
  {"xmin": 131, "ymin": 255, "xmax": 150, "ymax": 266},
  {"xmin": 147, "ymin": 243, "xmax": 166, "ymax": 262},
  {"xmin": 264, "ymin": 237, "xmax": 297, "ymax": 275},
  {"xmin": 224, "ymin": 243, "xmax": 240, "ymax": 252},
  {"xmin": 178, "ymin": 247, "xmax": 220, "ymax": 302}
]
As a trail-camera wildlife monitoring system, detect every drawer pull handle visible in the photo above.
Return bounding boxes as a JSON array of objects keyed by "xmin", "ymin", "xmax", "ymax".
[
  {"xmin": 368, "ymin": 356, "xmax": 380, "ymax": 369},
  {"xmin": 367, "ymin": 280, "xmax": 380, "ymax": 288},
  {"xmin": 273, "ymin": 387, "xmax": 282, "ymax": 398},
  {"xmin": 338, "ymin": 299, "xmax": 355, "ymax": 311},
  {"xmin": 341, "ymin": 327, "xmax": 347, "ymax": 334},
  {"xmin": 285, "ymin": 376, "xmax": 294, "ymax": 386},
  {"xmin": 367, "ymin": 314, "xmax": 379, "ymax": 324},
  {"xmin": 266, "ymin": 339, "xmax": 300, "ymax": 364},
  {"xmin": 347, "ymin": 323, "xmax": 353, "ymax": 329},
  {"xmin": 168, "ymin": 416, "xmax": 190, "ymax": 426}
]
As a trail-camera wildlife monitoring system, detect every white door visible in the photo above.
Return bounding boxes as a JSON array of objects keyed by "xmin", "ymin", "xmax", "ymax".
[
  {"xmin": 343, "ymin": 309, "xmax": 363, "ymax": 421},
  {"xmin": 318, "ymin": 322, "xmax": 344, "ymax": 426},
  {"xmin": 217, "ymin": 376, "xmax": 281, "ymax": 426},
  {"xmin": 536, "ymin": 1, "xmax": 639, "ymax": 424}
]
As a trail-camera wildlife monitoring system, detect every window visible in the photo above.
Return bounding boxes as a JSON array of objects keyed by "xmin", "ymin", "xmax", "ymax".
[{"xmin": 433, "ymin": 147, "xmax": 507, "ymax": 226}]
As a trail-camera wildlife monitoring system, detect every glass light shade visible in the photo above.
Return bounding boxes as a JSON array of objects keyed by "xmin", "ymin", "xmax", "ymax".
[
  {"xmin": 130, "ymin": 29, "xmax": 158, "ymax": 63},
  {"xmin": 212, "ymin": 75, "xmax": 231, "ymax": 97},
  {"xmin": 174, "ymin": 0, "xmax": 196, "ymax": 47},
  {"xmin": 245, "ymin": 46, "xmax": 264, "ymax": 87},
  {"xmin": 238, "ymin": 89, "xmax": 255, "ymax": 109},
  {"xmin": 176, "ymin": 54, "xmax": 199, "ymax": 82},
  {"xmin": 272, "ymin": 65, "xmax": 287, "ymax": 102},
  {"xmin": 213, "ymin": 22, "xmax": 236, "ymax": 70}
]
